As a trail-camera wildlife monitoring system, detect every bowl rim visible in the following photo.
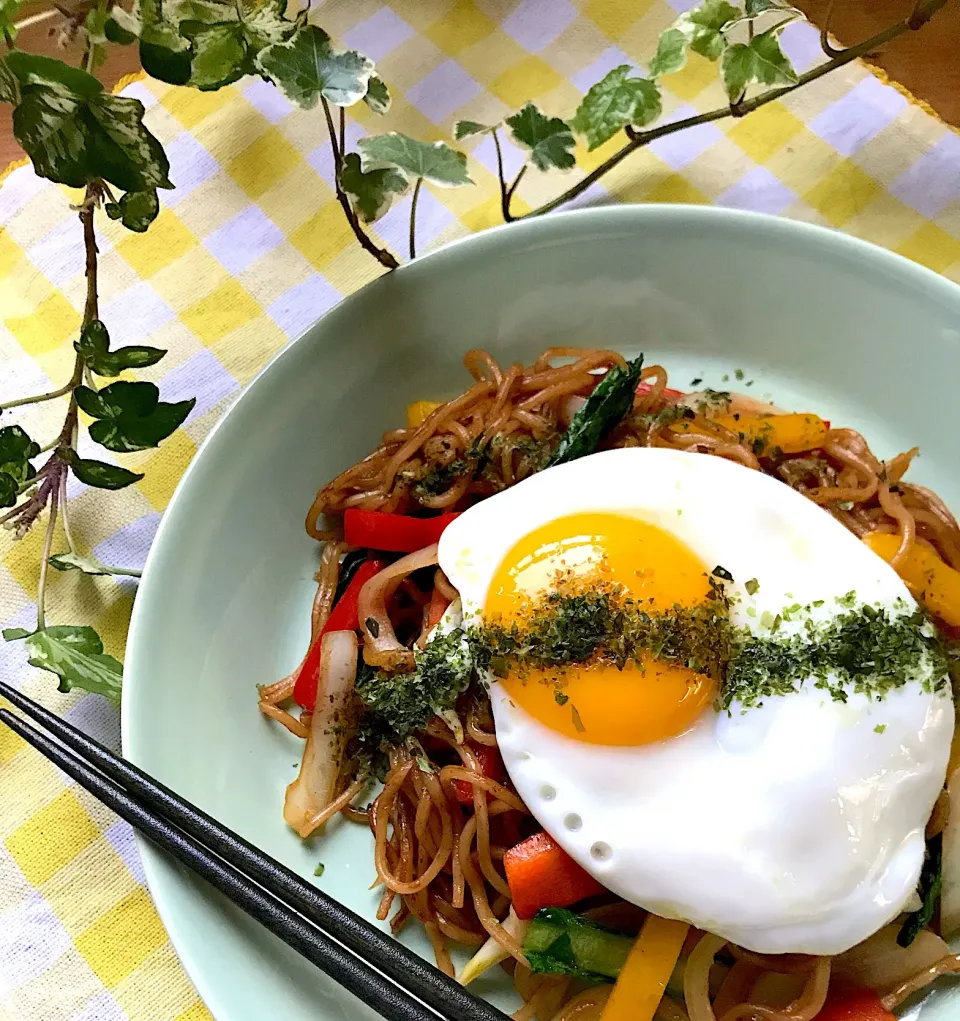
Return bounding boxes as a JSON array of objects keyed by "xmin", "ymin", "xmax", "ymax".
[{"xmin": 121, "ymin": 202, "xmax": 960, "ymax": 1020}]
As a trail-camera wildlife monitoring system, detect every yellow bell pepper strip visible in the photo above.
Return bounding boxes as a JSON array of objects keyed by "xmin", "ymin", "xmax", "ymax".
[
  {"xmin": 406, "ymin": 400, "xmax": 442, "ymax": 428},
  {"xmin": 600, "ymin": 915, "xmax": 689, "ymax": 1021},
  {"xmin": 671, "ymin": 413, "xmax": 828, "ymax": 455},
  {"xmin": 863, "ymin": 531, "xmax": 960, "ymax": 628}
]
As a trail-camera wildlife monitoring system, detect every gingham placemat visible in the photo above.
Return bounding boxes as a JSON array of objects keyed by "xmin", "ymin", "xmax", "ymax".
[{"xmin": 2, "ymin": 1, "xmax": 960, "ymax": 1018}]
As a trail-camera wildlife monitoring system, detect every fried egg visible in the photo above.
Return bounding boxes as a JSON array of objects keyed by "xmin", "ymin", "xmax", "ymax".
[{"xmin": 437, "ymin": 447, "xmax": 953, "ymax": 955}]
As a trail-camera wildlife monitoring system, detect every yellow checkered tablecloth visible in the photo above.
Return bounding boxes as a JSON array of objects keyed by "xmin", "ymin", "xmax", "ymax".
[{"xmin": 2, "ymin": 0, "xmax": 960, "ymax": 1017}]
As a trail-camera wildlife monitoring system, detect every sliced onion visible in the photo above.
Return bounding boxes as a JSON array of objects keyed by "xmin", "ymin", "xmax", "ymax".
[
  {"xmin": 940, "ymin": 768, "xmax": 960, "ymax": 939},
  {"xmin": 559, "ymin": 394, "xmax": 586, "ymax": 427},
  {"xmin": 358, "ymin": 544, "xmax": 439, "ymax": 671},
  {"xmin": 457, "ymin": 907, "xmax": 528, "ymax": 986},
  {"xmin": 832, "ymin": 921, "xmax": 950, "ymax": 994},
  {"xmin": 284, "ymin": 630, "xmax": 358, "ymax": 838}
]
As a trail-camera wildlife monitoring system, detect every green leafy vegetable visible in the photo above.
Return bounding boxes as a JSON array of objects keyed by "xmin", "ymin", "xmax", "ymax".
[
  {"xmin": 569, "ymin": 66, "xmax": 661, "ymax": 150},
  {"xmin": 546, "ymin": 355, "xmax": 644, "ymax": 466},
  {"xmin": 68, "ymin": 453, "xmax": 144, "ymax": 490},
  {"xmin": 338, "ymin": 152, "xmax": 407, "ymax": 223},
  {"xmin": 257, "ymin": 24, "xmax": 374, "ymax": 108},
  {"xmin": 75, "ymin": 319, "xmax": 166, "ymax": 377},
  {"xmin": 24, "ymin": 625, "xmax": 122, "ymax": 702},
  {"xmin": 0, "ymin": 424, "xmax": 39, "ymax": 507},
  {"xmin": 524, "ymin": 908, "xmax": 633, "ymax": 982},
  {"xmin": 505, "ymin": 103, "xmax": 576, "ymax": 171},
  {"xmin": 363, "ymin": 75, "xmax": 391, "ymax": 114},
  {"xmin": 7, "ymin": 52, "xmax": 172, "ymax": 192},
  {"xmin": 358, "ymin": 132, "xmax": 472, "ymax": 187},
  {"xmin": 453, "ymin": 119, "xmax": 496, "ymax": 140},
  {"xmin": 898, "ymin": 834, "xmax": 942, "ymax": 947},
  {"xmin": 721, "ymin": 28, "xmax": 797, "ymax": 101},
  {"xmin": 75, "ymin": 381, "xmax": 194, "ymax": 453},
  {"xmin": 313, "ymin": 861, "xmax": 325, "ymax": 877}
]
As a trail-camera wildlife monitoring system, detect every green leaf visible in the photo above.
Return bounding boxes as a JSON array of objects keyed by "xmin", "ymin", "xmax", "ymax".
[
  {"xmin": 338, "ymin": 151, "xmax": 407, "ymax": 224},
  {"xmin": 453, "ymin": 119, "xmax": 496, "ymax": 140},
  {"xmin": 721, "ymin": 27, "xmax": 797, "ymax": 101},
  {"xmin": 106, "ymin": 189, "xmax": 160, "ymax": 232},
  {"xmin": 898, "ymin": 833, "xmax": 942, "ymax": 947},
  {"xmin": 505, "ymin": 103, "xmax": 575, "ymax": 172},
  {"xmin": 25, "ymin": 625, "xmax": 122, "ymax": 702},
  {"xmin": 49, "ymin": 552, "xmax": 110, "ymax": 575},
  {"xmin": 3, "ymin": 628, "xmax": 32, "ymax": 641},
  {"xmin": 0, "ymin": 0, "xmax": 22, "ymax": 43},
  {"xmin": 240, "ymin": 0, "xmax": 298, "ymax": 51},
  {"xmin": 363, "ymin": 75, "xmax": 390, "ymax": 114},
  {"xmin": 8, "ymin": 56, "xmax": 172, "ymax": 193},
  {"xmin": 105, "ymin": 7, "xmax": 139, "ymax": 45},
  {"xmin": 547, "ymin": 356, "xmax": 644, "ymax": 467},
  {"xmin": 75, "ymin": 319, "xmax": 166, "ymax": 377},
  {"xmin": 0, "ymin": 55, "xmax": 19, "ymax": 105},
  {"xmin": 569, "ymin": 66, "xmax": 661, "ymax": 150},
  {"xmin": 745, "ymin": 0, "xmax": 801, "ymax": 15},
  {"xmin": 76, "ymin": 380, "xmax": 194, "ymax": 453},
  {"xmin": 140, "ymin": 21, "xmax": 193, "ymax": 85},
  {"xmin": 0, "ymin": 424, "xmax": 39, "ymax": 507},
  {"xmin": 358, "ymin": 132, "xmax": 471, "ymax": 187},
  {"xmin": 648, "ymin": 27, "xmax": 688, "ymax": 78},
  {"xmin": 68, "ymin": 454, "xmax": 144, "ymax": 490},
  {"xmin": 257, "ymin": 25, "xmax": 374, "ymax": 109},
  {"xmin": 679, "ymin": 0, "xmax": 739, "ymax": 60},
  {"xmin": 181, "ymin": 21, "xmax": 247, "ymax": 90}
]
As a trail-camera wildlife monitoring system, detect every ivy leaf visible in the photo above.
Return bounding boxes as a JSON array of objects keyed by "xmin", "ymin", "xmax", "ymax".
[
  {"xmin": 83, "ymin": 6, "xmax": 109, "ymax": 72},
  {"xmin": 175, "ymin": 21, "xmax": 245, "ymax": 90},
  {"xmin": 25, "ymin": 625, "xmax": 122, "ymax": 702},
  {"xmin": 68, "ymin": 454, "xmax": 143, "ymax": 490},
  {"xmin": 104, "ymin": 189, "xmax": 160, "ymax": 232},
  {"xmin": 0, "ymin": 0, "xmax": 22, "ymax": 44},
  {"xmin": 140, "ymin": 22, "xmax": 193, "ymax": 85},
  {"xmin": 7, "ymin": 53, "xmax": 172, "ymax": 193},
  {"xmin": 648, "ymin": 27, "xmax": 688, "ymax": 78},
  {"xmin": 49, "ymin": 552, "xmax": 110, "ymax": 575},
  {"xmin": 505, "ymin": 103, "xmax": 575, "ymax": 171},
  {"xmin": 745, "ymin": 0, "xmax": 801, "ymax": 15},
  {"xmin": 358, "ymin": 132, "xmax": 471, "ymax": 187},
  {"xmin": 678, "ymin": 0, "xmax": 740, "ymax": 60},
  {"xmin": 257, "ymin": 25, "xmax": 374, "ymax": 109},
  {"xmin": 0, "ymin": 55, "xmax": 18, "ymax": 104},
  {"xmin": 105, "ymin": 5, "xmax": 139, "ymax": 44},
  {"xmin": 721, "ymin": 28, "xmax": 797, "ymax": 100},
  {"xmin": 3, "ymin": 628, "xmax": 32, "ymax": 641},
  {"xmin": 0, "ymin": 424, "xmax": 39, "ymax": 507},
  {"xmin": 363, "ymin": 75, "xmax": 391, "ymax": 114},
  {"xmin": 74, "ymin": 319, "xmax": 166, "ymax": 377},
  {"xmin": 241, "ymin": 0, "xmax": 299, "ymax": 51},
  {"xmin": 569, "ymin": 66, "xmax": 661, "ymax": 150},
  {"xmin": 454, "ymin": 119, "xmax": 496, "ymax": 140},
  {"xmin": 75, "ymin": 381, "xmax": 195, "ymax": 453},
  {"xmin": 338, "ymin": 152, "xmax": 407, "ymax": 224}
]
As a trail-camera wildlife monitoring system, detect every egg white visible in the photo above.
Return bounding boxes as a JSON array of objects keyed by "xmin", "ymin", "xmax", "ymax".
[{"xmin": 438, "ymin": 447, "xmax": 954, "ymax": 955}]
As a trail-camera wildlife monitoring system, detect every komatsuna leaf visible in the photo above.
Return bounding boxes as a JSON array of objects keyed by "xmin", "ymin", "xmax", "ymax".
[
  {"xmin": 453, "ymin": 119, "xmax": 496, "ymax": 140},
  {"xmin": 339, "ymin": 152, "xmax": 407, "ymax": 224},
  {"xmin": 8, "ymin": 54, "xmax": 172, "ymax": 192},
  {"xmin": 75, "ymin": 380, "xmax": 195, "ymax": 453},
  {"xmin": 104, "ymin": 189, "xmax": 160, "ymax": 232},
  {"xmin": 569, "ymin": 66, "xmax": 661, "ymax": 150},
  {"xmin": 69, "ymin": 454, "xmax": 144, "ymax": 490},
  {"xmin": 363, "ymin": 75, "xmax": 390, "ymax": 114},
  {"xmin": 257, "ymin": 25, "xmax": 374, "ymax": 109},
  {"xmin": 75, "ymin": 319, "xmax": 166, "ymax": 377},
  {"xmin": 25, "ymin": 625, "xmax": 122, "ymax": 702},
  {"xmin": 505, "ymin": 103, "xmax": 575, "ymax": 172},
  {"xmin": 358, "ymin": 132, "xmax": 471, "ymax": 187},
  {"xmin": 721, "ymin": 28, "xmax": 797, "ymax": 101},
  {"xmin": 0, "ymin": 424, "xmax": 39, "ymax": 507}
]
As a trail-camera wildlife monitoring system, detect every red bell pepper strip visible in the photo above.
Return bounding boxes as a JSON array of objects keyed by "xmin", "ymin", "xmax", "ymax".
[
  {"xmin": 814, "ymin": 986, "xmax": 894, "ymax": 1021},
  {"xmin": 344, "ymin": 508, "xmax": 461, "ymax": 553},
  {"xmin": 293, "ymin": 557, "xmax": 386, "ymax": 710},
  {"xmin": 453, "ymin": 743, "xmax": 504, "ymax": 805},
  {"xmin": 426, "ymin": 587, "xmax": 450, "ymax": 630},
  {"xmin": 503, "ymin": 830, "xmax": 607, "ymax": 920},
  {"xmin": 636, "ymin": 382, "xmax": 685, "ymax": 400}
]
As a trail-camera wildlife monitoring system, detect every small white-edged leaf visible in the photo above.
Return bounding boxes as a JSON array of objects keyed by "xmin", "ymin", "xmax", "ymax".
[
  {"xmin": 648, "ymin": 27, "xmax": 688, "ymax": 78},
  {"xmin": 339, "ymin": 151, "xmax": 408, "ymax": 223},
  {"xmin": 257, "ymin": 24, "xmax": 374, "ymax": 109},
  {"xmin": 569, "ymin": 65, "xmax": 661, "ymax": 150},
  {"xmin": 721, "ymin": 27, "xmax": 797, "ymax": 100},
  {"xmin": 676, "ymin": 0, "xmax": 739, "ymax": 61},
  {"xmin": 358, "ymin": 133, "xmax": 471, "ymax": 187},
  {"xmin": 505, "ymin": 103, "xmax": 575, "ymax": 171},
  {"xmin": 363, "ymin": 75, "xmax": 391, "ymax": 114},
  {"xmin": 49, "ymin": 552, "xmax": 110, "ymax": 575},
  {"xmin": 25, "ymin": 625, "xmax": 123, "ymax": 702},
  {"xmin": 453, "ymin": 119, "xmax": 496, "ymax": 140},
  {"xmin": 746, "ymin": 0, "xmax": 801, "ymax": 15}
]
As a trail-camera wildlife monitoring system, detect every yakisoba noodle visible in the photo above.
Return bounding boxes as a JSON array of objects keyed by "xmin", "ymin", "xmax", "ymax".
[{"xmin": 264, "ymin": 347, "xmax": 960, "ymax": 1021}]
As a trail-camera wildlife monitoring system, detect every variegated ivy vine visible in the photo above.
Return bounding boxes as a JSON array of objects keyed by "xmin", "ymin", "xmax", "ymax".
[{"xmin": 0, "ymin": 0, "xmax": 950, "ymax": 699}]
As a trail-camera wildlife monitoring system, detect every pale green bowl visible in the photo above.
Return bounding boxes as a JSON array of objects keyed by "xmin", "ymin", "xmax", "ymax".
[{"xmin": 123, "ymin": 206, "xmax": 960, "ymax": 1021}]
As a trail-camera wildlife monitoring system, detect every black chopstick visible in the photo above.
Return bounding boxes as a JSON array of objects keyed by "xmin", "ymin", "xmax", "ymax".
[{"xmin": 0, "ymin": 686, "xmax": 510, "ymax": 1021}]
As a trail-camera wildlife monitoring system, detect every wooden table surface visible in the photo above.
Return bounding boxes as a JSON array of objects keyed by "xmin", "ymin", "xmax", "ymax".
[{"xmin": 2, "ymin": 1, "xmax": 958, "ymax": 173}]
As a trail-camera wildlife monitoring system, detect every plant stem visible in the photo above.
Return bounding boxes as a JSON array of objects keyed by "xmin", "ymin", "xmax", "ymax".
[
  {"xmin": 520, "ymin": 0, "xmax": 949, "ymax": 220},
  {"xmin": 338, "ymin": 106, "xmax": 345, "ymax": 157},
  {"xmin": 409, "ymin": 177, "xmax": 422, "ymax": 260},
  {"xmin": 321, "ymin": 98, "xmax": 399, "ymax": 270},
  {"xmin": 35, "ymin": 483, "xmax": 59, "ymax": 631},
  {"xmin": 506, "ymin": 165, "xmax": 526, "ymax": 205},
  {"xmin": 58, "ymin": 468, "xmax": 77, "ymax": 555},
  {"xmin": 0, "ymin": 381, "xmax": 74, "ymax": 413},
  {"xmin": 492, "ymin": 128, "xmax": 515, "ymax": 223},
  {"xmin": 102, "ymin": 564, "xmax": 142, "ymax": 578},
  {"xmin": 820, "ymin": 0, "xmax": 842, "ymax": 57}
]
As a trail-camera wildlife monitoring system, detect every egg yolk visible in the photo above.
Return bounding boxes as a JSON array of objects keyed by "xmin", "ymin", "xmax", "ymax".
[{"xmin": 484, "ymin": 513, "xmax": 716, "ymax": 746}]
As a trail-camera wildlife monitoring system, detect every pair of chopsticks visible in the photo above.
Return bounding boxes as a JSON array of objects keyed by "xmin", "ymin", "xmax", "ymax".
[{"xmin": 0, "ymin": 681, "xmax": 510, "ymax": 1021}]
